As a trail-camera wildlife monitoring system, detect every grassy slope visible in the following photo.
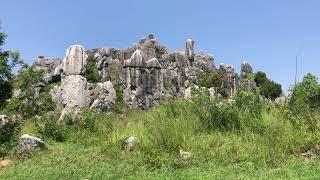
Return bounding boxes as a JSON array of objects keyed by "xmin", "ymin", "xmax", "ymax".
[{"xmin": 1, "ymin": 109, "xmax": 320, "ymax": 179}]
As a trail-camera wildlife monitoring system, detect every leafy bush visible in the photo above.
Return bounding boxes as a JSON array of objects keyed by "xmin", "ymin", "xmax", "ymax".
[
  {"xmin": 36, "ymin": 113, "xmax": 69, "ymax": 142},
  {"xmin": 112, "ymin": 83, "xmax": 126, "ymax": 114},
  {"xmin": 235, "ymin": 91, "xmax": 263, "ymax": 119},
  {"xmin": 196, "ymin": 72, "xmax": 213, "ymax": 88},
  {"xmin": 3, "ymin": 66, "xmax": 44, "ymax": 117},
  {"xmin": 254, "ymin": 71, "xmax": 282, "ymax": 100},
  {"xmin": 287, "ymin": 73, "xmax": 320, "ymax": 131},
  {"xmin": 36, "ymin": 82, "xmax": 59, "ymax": 115},
  {"xmin": 191, "ymin": 94, "xmax": 240, "ymax": 132},
  {"xmin": 0, "ymin": 29, "xmax": 22, "ymax": 109},
  {"xmin": 144, "ymin": 99, "xmax": 199, "ymax": 154},
  {"xmin": 0, "ymin": 119, "xmax": 21, "ymax": 158},
  {"xmin": 78, "ymin": 108, "xmax": 97, "ymax": 132},
  {"xmin": 85, "ymin": 54, "xmax": 100, "ymax": 83}
]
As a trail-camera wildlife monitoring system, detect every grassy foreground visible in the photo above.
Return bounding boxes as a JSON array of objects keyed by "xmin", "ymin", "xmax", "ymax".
[{"xmin": 1, "ymin": 94, "xmax": 320, "ymax": 179}]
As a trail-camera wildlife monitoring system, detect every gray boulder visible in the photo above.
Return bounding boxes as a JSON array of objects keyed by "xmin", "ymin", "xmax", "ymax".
[
  {"xmin": 194, "ymin": 53, "xmax": 215, "ymax": 73},
  {"xmin": 0, "ymin": 115, "xmax": 9, "ymax": 126},
  {"xmin": 51, "ymin": 75, "xmax": 93, "ymax": 110},
  {"xmin": 123, "ymin": 136, "xmax": 139, "ymax": 151},
  {"xmin": 90, "ymin": 81, "xmax": 117, "ymax": 112},
  {"xmin": 17, "ymin": 134, "xmax": 46, "ymax": 153},
  {"xmin": 180, "ymin": 150, "xmax": 191, "ymax": 161},
  {"xmin": 34, "ymin": 56, "xmax": 62, "ymax": 83}
]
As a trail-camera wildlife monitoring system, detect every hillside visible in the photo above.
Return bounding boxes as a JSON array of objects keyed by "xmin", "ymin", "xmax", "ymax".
[{"xmin": 1, "ymin": 33, "xmax": 320, "ymax": 179}]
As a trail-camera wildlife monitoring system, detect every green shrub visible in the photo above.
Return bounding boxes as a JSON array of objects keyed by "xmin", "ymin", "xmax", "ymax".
[
  {"xmin": 36, "ymin": 113, "xmax": 69, "ymax": 142},
  {"xmin": 85, "ymin": 54, "xmax": 100, "ymax": 83},
  {"xmin": 112, "ymin": 83, "xmax": 126, "ymax": 114},
  {"xmin": 287, "ymin": 73, "xmax": 320, "ymax": 131},
  {"xmin": 78, "ymin": 108, "xmax": 97, "ymax": 132},
  {"xmin": 144, "ymin": 99, "xmax": 199, "ymax": 154},
  {"xmin": 196, "ymin": 72, "xmax": 213, "ymax": 88},
  {"xmin": 0, "ymin": 119, "xmax": 21, "ymax": 158},
  {"xmin": 3, "ymin": 66, "xmax": 44, "ymax": 118},
  {"xmin": 191, "ymin": 93, "xmax": 240, "ymax": 132},
  {"xmin": 35, "ymin": 82, "xmax": 59, "ymax": 115},
  {"xmin": 235, "ymin": 91, "xmax": 263, "ymax": 119},
  {"xmin": 254, "ymin": 71, "xmax": 282, "ymax": 100}
]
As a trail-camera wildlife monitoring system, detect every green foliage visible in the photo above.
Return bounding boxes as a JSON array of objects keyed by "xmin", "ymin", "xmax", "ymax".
[
  {"xmin": 112, "ymin": 83, "xmax": 126, "ymax": 114},
  {"xmin": 196, "ymin": 71, "xmax": 213, "ymax": 88},
  {"xmin": 235, "ymin": 91, "xmax": 263, "ymax": 119},
  {"xmin": 287, "ymin": 73, "xmax": 320, "ymax": 131},
  {"xmin": 3, "ymin": 66, "xmax": 44, "ymax": 117},
  {"xmin": 0, "ymin": 119, "xmax": 21, "ymax": 158},
  {"xmin": 36, "ymin": 109, "xmax": 98, "ymax": 142},
  {"xmin": 0, "ymin": 29, "xmax": 22, "ymax": 108},
  {"xmin": 191, "ymin": 93, "xmax": 240, "ymax": 132},
  {"xmin": 85, "ymin": 54, "xmax": 100, "ymax": 83},
  {"xmin": 36, "ymin": 82, "xmax": 59, "ymax": 114},
  {"xmin": 145, "ymin": 99, "xmax": 199, "ymax": 154},
  {"xmin": 254, "ymin": 71, "xmax": 282, "ymax": 100},
  {"xmin": 36, "ymin": 113, "xmax": 69, "ymax": 142}
]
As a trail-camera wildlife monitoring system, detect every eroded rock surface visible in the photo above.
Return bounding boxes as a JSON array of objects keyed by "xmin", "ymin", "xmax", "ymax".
[
  {"xmin": 17, "ymin": 134, "xmax": 46, "ymax": 153},
  {"xmin": 90, "ymin": 81, "xmax": 116, "ymax": 112}
]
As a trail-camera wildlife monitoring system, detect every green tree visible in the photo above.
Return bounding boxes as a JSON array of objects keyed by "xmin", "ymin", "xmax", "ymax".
[
  {"xmin": 0, "ymin": 29, "xmax": 21, "ymax": 108},
  {"xmin": 254, "ymin": 71, "xmax": 282, "ymax": 100},
  {"xmin": 85, "ymin": 54, "xmax": 100, "ymax": 83}
]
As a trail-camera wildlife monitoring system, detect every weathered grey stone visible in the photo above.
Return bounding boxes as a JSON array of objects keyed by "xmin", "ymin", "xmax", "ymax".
[
  {"xmin": 61, "ymin": 45, "xmax": 88, "ymax": 75},
  {"xmin": 180, "ymin": 150, "xmax": 191, "ymax": 161},
  {"xmin": 123, "ymin": 136, "xmax": 139, "ymax": 151},
  {"xmin": 51, "ymin": 75, "xmax": 92, "ymax": 110},
  {"xmin": 146, "ymin": 58, "xmax": 161, "ymax": 68},
  {"xmin": 239, "ymin": 61, "xmax": 256, "ymax": 92},
  {"xmin": 275, "ymin": 96, "xmax": 286, "ymax": 104},
  {"xmin": 90, "ymin": 81, "xmax": 116, "ymax": 112},
  {"xmin": 240, "ymin": 61, "xmax": 253, "ymax": 78},
  {"xmin": 34, "ymin": 56, "xmax": 62, "ymax": 83},
  {"xmin": 220, "ymin": 63, "xmax": 237, "ymax": 97},
  {"xmin": 194, "ymin": 53, "xmax": 215, "ymax": 72},
  {"xmin": 17, "ymin": 134, "xmax": 46, "ymax": 153},
  {"xmin": 0, "ymin": 115, "xmax": 9, "ymax": 126},
  {"xmin": 185, "ymin": 39, "xmax": 194, "ymax": 61}
]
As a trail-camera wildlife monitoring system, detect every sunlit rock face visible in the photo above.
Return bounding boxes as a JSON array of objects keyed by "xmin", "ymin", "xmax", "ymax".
[
  {"xmin": 122, "ymin": 50, "xmax": 163, "ymax": 109},
  {"xmin": 44, "ymin": 34, "xmax": 263, "ymax": 112},
  {"xmin": 220, "ymin": 63, "xmax": 237, "ymax": 97},
  {"xmin": 62, "ymin": 45, "xmax": 87, "ymax": 76},
  {"xmin": 33, "ymin": 56, "xmax": 62, "ymax": 83},
  {"xmin": 51, "ymin": 45, "xmax": 92, "ymax": 111},
  {"xmin": 239, "ymin": 61, "xmax": 256, "ymax": 92},
  {"xmin": 185, "ymin": 38, "xmax": 195, "ymax": 61}
]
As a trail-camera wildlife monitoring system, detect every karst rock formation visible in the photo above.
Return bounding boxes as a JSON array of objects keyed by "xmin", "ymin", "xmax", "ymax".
[{"xmin": 33, "ymin": 34, "xmax": 257, "ymax": 113}]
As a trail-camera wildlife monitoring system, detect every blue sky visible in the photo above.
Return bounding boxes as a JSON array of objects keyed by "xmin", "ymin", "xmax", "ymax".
[{"xmin": 1, "ymin": 0, "xmax": 320, "ymax": 92}]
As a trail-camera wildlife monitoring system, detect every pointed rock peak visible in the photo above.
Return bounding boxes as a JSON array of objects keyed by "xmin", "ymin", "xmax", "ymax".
[
  {"xmin": 62, "ymin": 45, "xmax": 88, "ymax": 75},
  {"xmin": 146, "ymin": 57, "xmax": 161, "ymax": 68}
]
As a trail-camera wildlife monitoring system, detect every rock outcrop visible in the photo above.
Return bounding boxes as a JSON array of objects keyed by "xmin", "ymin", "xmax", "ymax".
[
  {"xmin": 220, "ymin": 64, "xmax": 237, "ymax": 97},
  {"xmin": 239, "ymin": 61, "xmax": 256, "ymax": 92},
  {"xmin": 51, "ymin": 75, "xmax": 93, "ymax": 110},
  {"xmin": 51, "ymin": 45, "xmax": 92, "ymax": 112},
  {"xmin": 17, "ymin": 134, "xmax": 46, "ymax": 153},
  {"xmin": 37, "ymin": 34, "xmax": 260, "ymax": 112},
  {"xmin": 0, "ymin": 115, "xmax": 9, "ymax": 126},
  {"xmin": 62, "ymin": 45, "xmax": 88, "ymax": 75},
  {"xmin": 34, "ymin": 56, "xmax": 62, "ymax": 83},
  {"xmin": 123, "ymin": 50, "xmax": 163, "ymax": 109},
  {"xmin": 90, "ymin": 81, "xmax": 116, "ymax": 112}
]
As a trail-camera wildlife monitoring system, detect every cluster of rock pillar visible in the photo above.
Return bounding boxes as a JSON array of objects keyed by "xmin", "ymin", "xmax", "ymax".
[{"xmin": 32, "ymin": 34, "xmax": 257, "ymax": 113}]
